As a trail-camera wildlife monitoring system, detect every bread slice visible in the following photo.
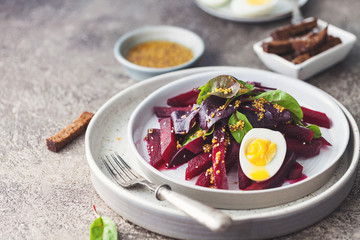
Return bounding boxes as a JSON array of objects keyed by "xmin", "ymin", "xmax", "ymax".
[{"xmin": 46, "ymin": 111, "xmax": 94, "ymax": 152}]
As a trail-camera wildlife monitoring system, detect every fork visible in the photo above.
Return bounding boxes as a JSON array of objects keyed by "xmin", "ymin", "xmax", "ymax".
[{"xmin": 101, "ymin": 153, "xmax": 233, "ymax": 232}]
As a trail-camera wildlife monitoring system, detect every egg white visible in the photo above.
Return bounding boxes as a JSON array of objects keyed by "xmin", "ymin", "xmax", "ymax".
[
  {"xmin": 231, "ymin": 0, "xmax": 278, "ymax": 17},
  {"xmin": 198, "ymin": 0, "xmax": 230, "ymax": 8},
  {"xmin": 239, "ymin": 128, "xmax": 286, "ymax": 182}
]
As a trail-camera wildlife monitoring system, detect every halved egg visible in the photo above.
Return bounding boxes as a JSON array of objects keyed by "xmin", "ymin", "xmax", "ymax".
[
  {"xmin": 239, "ymin": 128, "xmax": 286, "ymax": 182},
  {"xmin": 231, "ymin": 0, "xmax": 278, "ymax": 17},
  {"xmin": 198, "ymin": 0, "xmax": 230, "ymax": 8}
]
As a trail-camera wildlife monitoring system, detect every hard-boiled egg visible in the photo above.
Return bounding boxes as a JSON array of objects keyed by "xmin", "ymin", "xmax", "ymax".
[
  {"xmin": 239, "ymin": 128, "xmax": 286, "ymax": 182},
  {"xmin": 231, "ymin": 0, "xmax": 278, "ymax": 17},
  {"xmin": 198, "ymin": 0, "xmax": 230, "ymax": 8}
]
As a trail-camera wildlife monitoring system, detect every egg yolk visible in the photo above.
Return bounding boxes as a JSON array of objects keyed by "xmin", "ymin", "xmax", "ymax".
[
  {"xmin": 247, "ymin": 0, "xmax": 271, "ymax": 5},
  {"xmin": 245, "ymin": 138, "xmax": 277, "ymax": 166}
]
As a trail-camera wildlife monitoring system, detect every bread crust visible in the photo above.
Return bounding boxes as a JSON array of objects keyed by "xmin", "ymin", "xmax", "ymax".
[{"xmin": 46, "ymin": 111, "xmax": 94, "ymax": 152}]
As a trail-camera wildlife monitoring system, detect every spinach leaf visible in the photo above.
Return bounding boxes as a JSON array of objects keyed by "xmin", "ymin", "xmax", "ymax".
[
  {"xmin": 182, "ymin": 124, "xmax": 214, "ymax": 146},
  {"xmin": 251, "ymin": 90, "xmax": 303, "ymax": 121},
  {"xmin": 228, "ymin": 111, "xmax": 253, "ymax": 143},
  {"xmin": 196, "ymin": 75, "xmax": 253, "ymax": 105},
  {"xmin": 90, "ymin": 205, "xmax": 118, "ymax": 240},
  {"xmin": 306, "ymin": 124, "xmax": 322, "ymax": 138}
]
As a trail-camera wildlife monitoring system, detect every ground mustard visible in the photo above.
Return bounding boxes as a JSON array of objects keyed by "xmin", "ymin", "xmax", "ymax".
[{"xmin": 125, "ymin": 41, "xmax": 193, "ymax": 68}]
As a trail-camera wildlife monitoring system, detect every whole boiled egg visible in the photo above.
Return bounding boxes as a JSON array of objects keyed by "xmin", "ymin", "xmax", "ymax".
[
  {"xmin": 231, "ymin": 0, "xmax": 278, "ymax": 17},
  {"xmin": 239, "ymin": 128, "xmax": 286, "ymax": 182}
]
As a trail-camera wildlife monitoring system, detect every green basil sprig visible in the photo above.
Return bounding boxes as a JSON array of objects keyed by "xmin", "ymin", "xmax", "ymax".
[{"xmin": 306, "ymin": 124, "xmax": 322, "ymax": 138}]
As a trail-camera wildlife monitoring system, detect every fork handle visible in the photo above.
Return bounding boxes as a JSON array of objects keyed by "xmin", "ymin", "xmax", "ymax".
[{"xmin": 155, "ymin": 184, "xmax": 232, "ymax": 232}]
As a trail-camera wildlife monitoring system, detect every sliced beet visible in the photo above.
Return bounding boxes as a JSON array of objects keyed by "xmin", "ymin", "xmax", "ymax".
[
  {"xmin": 159, "ymin": 118, "xmax": 178, "ymax": 165},
  {"xmin": 167, "ymin": 88, "xmax": 200, "ymax": 107},
  {"xmin": 225, "ymin": 137, "xmax": 240, "ymax": 172},
  {"xmin": 167, "ymin": 147, "xmax": 196, "ymax": 168},
  {"xmin": 144, "ymin": 128, "xmax": 164, "ymax": 169},
  {"xmin": 318, "ymin": 136, "xmax": 332, "ymax": 146},
  {"xmin": 286, "ymin": 137, "xmax": 322, "ymax": 158},
  {"xmin": 211, "ymin": 124, "xmax": 229, "ymax": 190},
  {"xmin": 246, "ymin": 151, "xmax": 296, "ymax": 190},
  {"xmin": 288, "ymin": 161, "xmax": 303, "ymax": 180},
  {"xmin": 276, "ymin": 124, "xmax": 314, "ymax": 143},
  {"xmin": 154, "ymin": 106, "xmax": 192, "ymax": 118},
  {"xmin": 198, "ymin": 96, "xmax": 236, "ymax": 130},
  {"xmin": 185, "ymin": 152, "xmax": 212, "ymax": 180},
  {"xmin": 237, "ymin": 161, "xmax": 252, "ymax": 190},
  {"xmin": 184, "ymin": 137, "xmax": 206, "ymax": 154},
  {"xmin": 195, "ymin": 171, "xmax": 211, "ymax": 187},
  {"xmin": 171, "ymin": 106, "xmax": 200, "ymax": 135},
  {"xmin": 301, "ymin": 106, "xmax": 331, "ymax": 128}
]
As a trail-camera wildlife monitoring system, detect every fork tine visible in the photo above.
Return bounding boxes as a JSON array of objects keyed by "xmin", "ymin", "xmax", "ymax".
[
  {"xmin": 109, "ymin": 154, "xmax": 134, "ymax": 181},
  {"xmin": 113, "ymin": 153, "xmax": 140, "ymax": 179},
  {"xmin": 100, "ymin": 156, "xmax": 125, "ymax": 185}
]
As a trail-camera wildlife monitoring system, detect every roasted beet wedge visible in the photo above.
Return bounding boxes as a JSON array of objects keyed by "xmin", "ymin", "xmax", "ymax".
[
  {"xmin": 237, "ymin": 161, "xmax": 252, "ymax": 190},
  {"xmin": 195, "ymin": 171, "xmax": 211, "ymax": 187},
  {"xmin": 185, "ymin": 152, "xmax": 212, "ymax": 180},
  {"xmin": 168, "ymin": 147, "xmax": 196, "ymax": 168},
  {"xmin": 167, "ymin": 88, "xmax": 200, "ymax": 107},
  {"xmin": 184, "ymin": 137, "xmax": 207, "ymax": 154},
  {"xmin": 246, "ymin": 151, "xmax": 296, "ymax": 190},
  {"xmin": 159, "ymin": 118, "xmax": 178, "ymax": 165},
  {"xmin": 154, "ymin": 106, "xmax": 192, "ymax": 118},
  {"xmin": 301, "ymin": 106, "xmax": 331, "ymax": 128},
  {"xmin": 225, "ymin": 137, "xmax": 240, "ymax": 172},
  {"xmin": 276, "ymin": 124, "xmax": 314, "ymax": 143},
  {"xmin": 144, "ymin": 128, "xmax": 164, "ymax": 169},
  {"xmin": 286, "ymin": 137, "xmax": 322, "ymax": 158},
  {"xmin": 211, "ymin": 125, "xmax": 229, "ymax": 190},
  {"xmin": 288, "ymin": 161, "xmax": 304, "ymax": 180}
]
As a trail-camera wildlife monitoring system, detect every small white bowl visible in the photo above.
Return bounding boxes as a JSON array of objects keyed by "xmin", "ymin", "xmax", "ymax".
[
  {"xmin": 114, "ymin": 26, "xmax": 205, "ymax": 81},
  {"xmin": 253, "ymin": 19, "xmax": 357, "ymax": 80}
]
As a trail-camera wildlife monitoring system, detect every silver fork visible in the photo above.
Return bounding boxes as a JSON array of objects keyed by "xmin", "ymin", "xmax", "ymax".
[{"xmin": 101, "ymin": 153, "xmax": 232, "ymax": 232}]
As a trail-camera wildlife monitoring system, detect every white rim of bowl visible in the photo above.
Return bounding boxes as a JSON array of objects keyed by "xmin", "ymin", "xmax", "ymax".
[{"xmin": 113, "ymin": 25, "xmax": 205, "ymax": 73}]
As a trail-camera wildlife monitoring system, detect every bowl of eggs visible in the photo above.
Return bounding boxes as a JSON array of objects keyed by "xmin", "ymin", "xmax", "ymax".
[{"xmin": 114, "ymin": 25, "xmax": 205, "ymax": 81}]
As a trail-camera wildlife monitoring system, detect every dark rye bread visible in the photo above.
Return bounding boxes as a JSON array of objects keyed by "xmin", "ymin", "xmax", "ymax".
[
  {"xmin": 271, "ymin": 17, "xmax": 318, "ymax": 40},
  {"xmin": 46, "ymin": 111, "xmax": 94, "ymax": 152},
  {"xmin": 262, "ymin": 40, "xmax": 293, "ymax": 54},
  {"xmin": 292, "ymin": 26, "xmax": 328, "ymax": 54}
]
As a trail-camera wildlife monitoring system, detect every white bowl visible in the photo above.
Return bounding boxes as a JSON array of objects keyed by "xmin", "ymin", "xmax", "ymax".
[
  {"xmin": 253, "ymin": 19, "xmax": 357, "ymax": 80},
  {"xmin": 114, "ymin": 25, "xmax": 205, "ymax": 81}
]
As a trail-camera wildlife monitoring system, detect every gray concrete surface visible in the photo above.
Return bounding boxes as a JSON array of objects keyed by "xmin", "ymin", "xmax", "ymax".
[{"xmin": 1, "ymin": 0, "xmax": 359, "ymax": 239}]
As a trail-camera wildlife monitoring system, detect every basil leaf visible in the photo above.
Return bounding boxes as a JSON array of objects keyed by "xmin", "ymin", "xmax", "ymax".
[
  {"xmin": 252, "ymin": 90, "xmax": 303, "ymax": 121},
  {"xmin": 228, "ymin": 111, "xmax": 253, "ymax": 143},
  {"xmin": 196, "ymin": 75, "xmax": 252, "ymax": 104},
  {"xmin": 306, "ymin": 124, "xmax": 322, "ymax": 138},
  {"xmin": 90, "ymin": 206, "xmax": 118, "ymax": 240}
]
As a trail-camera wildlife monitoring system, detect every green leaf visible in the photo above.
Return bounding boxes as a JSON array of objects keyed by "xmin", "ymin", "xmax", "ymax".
[
  {"xmin": 182, "ymin": 124, "xmax": 214, "ymax": 146},
  {"xmin": 90, "ymin": 206, "xmax": 118, "ymax": 240},
  {"xmin": 306, "ymin": 124, "xmax": 322, "ymax": 138},
  {"xmin": 196, "ymin": 75, "xmax": 253, "ymax": 105},
  {"xmin": 228, "ymin": 111, "xmax": 253, "ymax": 143},
  {"xmin": 251, "ymin": 90, "xmax": 303, "ymax": 121}
]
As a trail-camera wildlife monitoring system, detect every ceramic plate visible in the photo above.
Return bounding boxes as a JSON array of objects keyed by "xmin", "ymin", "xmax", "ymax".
[
  {"xmin": 128, "ymin": 68, "xmax": 349, "ymax": 209},
  {"xmin": 85, "ymin": 66, "xmax": 359, "ymax": 239},
  {"xmin": 194, "ymin": 0, "xmax": 308, "ymax": 23}
]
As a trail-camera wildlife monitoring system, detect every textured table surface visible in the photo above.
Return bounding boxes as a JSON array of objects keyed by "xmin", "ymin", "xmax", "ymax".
[{"xmin": 1, "ymin": 0, "xmax": 359, "ymax": 239}]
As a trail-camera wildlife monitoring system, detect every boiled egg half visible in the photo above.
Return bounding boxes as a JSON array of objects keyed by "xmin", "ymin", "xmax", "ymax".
[
  {"xmin": 239, "ymin": 128, "xmax": 286, "ymax": 182},
  {"xmin": 231, "ymin": 0, "xmax": 278, "ymax": 17}
]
